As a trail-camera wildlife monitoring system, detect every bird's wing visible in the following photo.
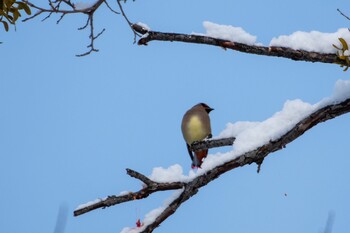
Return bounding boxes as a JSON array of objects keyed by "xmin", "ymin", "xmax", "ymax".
[{"xmin": 186, "ymin": 143, "xmax": 194, "ymax": 163}]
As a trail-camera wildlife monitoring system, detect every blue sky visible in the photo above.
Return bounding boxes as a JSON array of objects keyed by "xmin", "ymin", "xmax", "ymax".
[{"xmin": 1, "ymin": 1, "xmax": 350, "ymax": 233}]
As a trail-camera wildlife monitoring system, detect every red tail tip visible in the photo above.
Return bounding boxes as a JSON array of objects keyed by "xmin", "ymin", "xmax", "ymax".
[{"xmin": 136, "ymin": 219, "xmax": 142, "ymax": 227}]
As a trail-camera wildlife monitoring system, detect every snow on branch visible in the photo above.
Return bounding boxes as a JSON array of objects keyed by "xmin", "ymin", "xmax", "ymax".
[
  {"xmin": 132, "ymin": 22, "xmax": 348, "ymax": 66},
  {"xmin": 74, "ymin": 80, "xmax": 350, "ymax": 232},
  {"xmin": 73, "ymin": 137, "xmax": 234, "ymax": 217},
  {"xmin": 73, "ymin": 169, "xmax": 186, "ymax": 217}
]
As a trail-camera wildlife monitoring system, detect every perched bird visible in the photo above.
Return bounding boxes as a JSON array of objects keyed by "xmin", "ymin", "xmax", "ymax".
[{"xmin": 181, "ymin": 103, "xmax": 214, "ymax": 168}]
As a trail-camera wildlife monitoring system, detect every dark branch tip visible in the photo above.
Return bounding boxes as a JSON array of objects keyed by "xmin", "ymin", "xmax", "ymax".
[{"xmin": 132, "ymin": 23, "xmax": 149, "ymax": 34}]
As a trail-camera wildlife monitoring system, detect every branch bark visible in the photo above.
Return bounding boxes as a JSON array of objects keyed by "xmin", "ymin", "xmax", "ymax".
[
  {"xmin": 191, "ymin": 137, "xmax": 235, "ymax": 151},
  {"xmin": 73, "ymin": 137, "xmax": 234, "ymax": 217},
  {"xmin": 132, "ymin": 24, "xmax": 345, "ymax": 66},
  {"xmin": 141, "ymin": 98, "xmax": 350, "ymax": 233},
  {"xmin": 74, "ymin": 97, "xmax": 350, "ymax": 232},
  {"xmin": 73, "ymin": 169, "xmax": 186, "ymax": 217}
]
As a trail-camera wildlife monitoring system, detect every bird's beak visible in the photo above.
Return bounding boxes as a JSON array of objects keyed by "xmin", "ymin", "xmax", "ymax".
[{"xmin": 208, "ymin": 107, "xmax": 214, "ymax": 113}]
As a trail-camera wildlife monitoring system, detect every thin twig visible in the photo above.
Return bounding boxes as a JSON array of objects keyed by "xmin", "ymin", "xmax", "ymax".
[
  {"xmin": 56, "ymin": 13, "xmax": 66, "ymax": 24},
  {"xmin": 116, "ymin": 0, "xmax": 141, "ymax": 43},
  {"xmin": 23, "ymin": 0, "xmax": 106, "ymax": 56},
  {"xmin": 76, "ymin": 13, "xmax": 105, "ymax": 57},
  {"xmin": 337, "ymin": 8, "xmax": 350, "ymax": 21},
  {"xmin": 73, "ymin": 168, "xmax": 186, "ymax": 216},
  {"xmin": 104, "ymin": 1, "xmax": 120, "ymax": 15}
]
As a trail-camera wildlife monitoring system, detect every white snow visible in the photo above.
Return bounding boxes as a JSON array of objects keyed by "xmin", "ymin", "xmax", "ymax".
[
  {"xmin": 137, "ymin": 19, "xmax": 350, "ymax": 54},
  {"xmin": 119, "ymin": 190, "xmax": 131, "ymax": 196},
  {"xmin": 136, "ymin": 22, "xmax": 151, "ymax": 31},
  {"xmin": 218, "ymin": 99, "xmax": 315, "ymax": 152},
  {"xmin": 332, "ymin": 79, "xmax": 350, "ymax": 101},
  {"xmin": 146, "ymin": 100, "xmax": 316, "ymax": 178},
  {"xmin": 270, "ymin": 28, "xmax": 350, "ymax": 53},
  {"xmin": 317, "ymin": 79, "xmax": 350, "ymax": 107},
  {"xmin": 197, "ymin": 21, "xmax": 258, "ymax": 45},
  {"xmin": 120, "ymin": 79, "xmax": 350, "ymax": 232},
  {"xmin": 75, "ymin": 197, "xmax": 106, "ymax": 211},
  {"xmin": 149, "ymin": 164, "xmax": 195, "ymax": 182},
  {"xmin": 74, "ymin": 1, "xmax": 94, "ymax": 10},
  {"xmin": 216, "ymin": 102, "xmax": 309, "ymax": 158},
  {"xmin": 120, "ymin": 189, "xmax": 183, "ymax": 233},
  {"xmin": 146, "ymin": 79, "xmax": 350, "ymax": 182}
]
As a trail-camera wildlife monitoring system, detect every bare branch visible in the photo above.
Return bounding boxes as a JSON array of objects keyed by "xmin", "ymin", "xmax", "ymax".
[
  {"xmin": 191, "ymin": 137, "xmax": 235, "ymax": 151},
  {"xmin": 56, "ymin": 12, "xmax": 66, "ymax": 24},
  {"xmin": 24, "ymin": 0, "xmax": 89, "ymax": 17},
  {"xmin": 104, "ymin": 1, "xmax": 120, "ymax": 15},
  {"xmin": 73, "ymin": 168, "xmax": 186, "ymax": 217},
  {"xmin": 126, "ymin": 168, "xmax": 154, "ymax": 186},
  {"xmin": 22, "ymin": 9, "xmax": 45, "ymax": 22},
  {"xmin": 73, "ymin": 137, "xmax": 235, "ymax": 216},
  {"xmin": 337, "ymin": 8, "xmax": 350, "ymax": 21},
  {"xmin": 78, "ymin": 15, "xmax": 90, "ymax": 30},
  {"xmin": 132, "ymin": 25, "xmax": 345, "ymax": 66},
  {"xmin": 23, "ymin": 0, "xmax": 107, "ymax": 56},
  {"xmin": 22, "ymin": 0, "xmax": 141, "ymax": 56},
  {"xmin": 74, "ymin": 97, "xmax": 350, "ymax": 232},
  {"xmin": 116, "ymin": 0, "xmax": 141, "ymax": 43},
  {"xmin": 76, "ymin": 13, "xmax": 106, "ymax": 57},
  {"xmin": 62, "ymin": 0, "xmax": 75, "ymax": 9}
]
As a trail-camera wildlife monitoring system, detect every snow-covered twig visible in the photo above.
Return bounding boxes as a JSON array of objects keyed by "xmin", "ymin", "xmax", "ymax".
[
  {"xmin": 73, "ymin": 137, "xmax": 234, "ymax": 217},
  {"xmin": 73, "ymin": 168, "xmax": 186, "ymax": 217},
  {"xmin": 132, "ymin": 24, "xmax": 346, "ymax": 66}
]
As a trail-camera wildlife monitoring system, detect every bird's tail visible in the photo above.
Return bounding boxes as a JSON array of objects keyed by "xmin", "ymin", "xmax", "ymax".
[{"xmin": 193, "ymin": 150, "xmax": 208, "ymax": 167}]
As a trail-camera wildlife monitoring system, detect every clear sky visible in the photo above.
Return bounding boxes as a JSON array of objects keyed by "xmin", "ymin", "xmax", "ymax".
[{"xmin": 1, "ymin": 1, "xmax": 350, "ymax": 233}]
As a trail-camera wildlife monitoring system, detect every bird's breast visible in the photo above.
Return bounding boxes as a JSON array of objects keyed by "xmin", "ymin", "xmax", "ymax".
[{"xmin": 186, "ymin": 115, "xmax": 207, "ymax": 144}]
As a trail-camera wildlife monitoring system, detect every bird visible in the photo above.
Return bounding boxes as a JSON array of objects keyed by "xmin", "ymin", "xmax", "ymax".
[{"xmin": 181, "ymin": 103, "xmax": 214, "ymax": 168}]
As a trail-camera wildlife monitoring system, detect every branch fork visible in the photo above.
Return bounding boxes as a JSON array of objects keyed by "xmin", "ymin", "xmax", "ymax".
[{"xmin": 74, "ymin": 98, "xmax": 350, "ymax": 232}]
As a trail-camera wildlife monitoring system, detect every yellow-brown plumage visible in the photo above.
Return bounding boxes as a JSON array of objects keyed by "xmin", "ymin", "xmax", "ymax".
[{"xmin": 181, "ymin": 103, "xmax": 213, "ymax": 167}]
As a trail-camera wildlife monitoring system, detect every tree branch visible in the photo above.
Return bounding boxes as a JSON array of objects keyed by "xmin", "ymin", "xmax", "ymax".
[
  {"xmin": 74, "ymin": 97, "xmax": 350, "ymax": 232},
  {"xmin": 23, "ymin": 0, "xmax": 106, "ymax": 56},
  {"xmin": 337, "ymin": 8, "xmax": 350, "ymax": 21},
  {"xmin": 132, "ymin": 24, "xmax": 345, "ymax": 66},
  {"xmin": 22, "ymin": 0, "xmax": 137, "ymax": 56},
  {"xmin": 191, "ymin": 137, "xmax": 235, "ymax": 151},
  {"xmin": 116, "ymin": 0, "xmax": 141, "ymax": 43},
  {"xmin": 73, "ymin": 168, "xmax": 186, "ymax": 217},
  {"xmin": 73, "ymin": 137, "xmax": 233, "ymax": 217},
  {"xmin": 76, "ymin": 13, "xmax": 105, "ymax": 57},
  {"xmin": 142, "ymin": 98, "xmax": 350, "ymax": 233}
]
